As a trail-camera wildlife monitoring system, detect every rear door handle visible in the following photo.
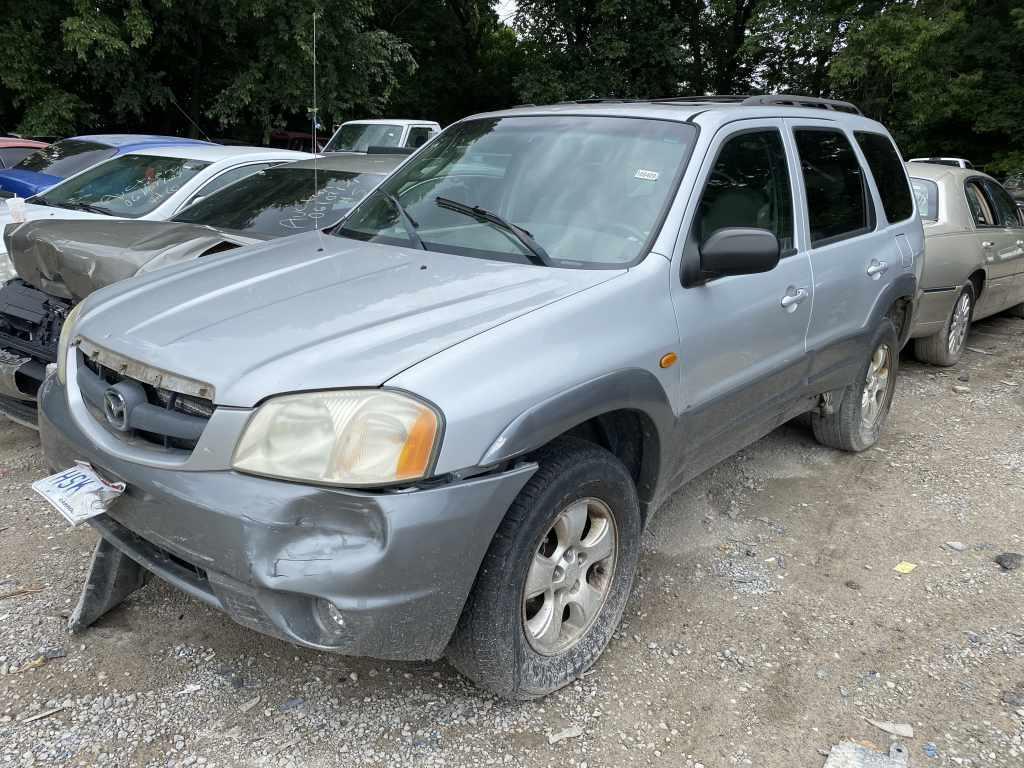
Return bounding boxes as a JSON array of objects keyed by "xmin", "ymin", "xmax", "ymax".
[
  {"xmin": 866, "ymin": 260, "xmax": 888, "ymax": 278},
  {"xmin": 780, "ymin": 287, "xmax": 809, "ymax": 311}
]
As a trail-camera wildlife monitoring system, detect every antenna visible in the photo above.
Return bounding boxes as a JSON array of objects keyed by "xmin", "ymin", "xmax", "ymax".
[{"xmin": 310, "ymin": 10, "xmax": 324, "ymax": 247}]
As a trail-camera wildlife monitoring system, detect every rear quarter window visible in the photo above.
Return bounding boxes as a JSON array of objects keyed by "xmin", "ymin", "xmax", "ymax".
[
  {"xmin": 854, "ymin": 132, "xmax": 914, "ymax": 223},
  {"xmin": 910, "ymin": 178, "xmax": 938, "ymax": 221},
  {"xmin": 794, "ymin": 128, "xmax": 875, "ymax": 247}
]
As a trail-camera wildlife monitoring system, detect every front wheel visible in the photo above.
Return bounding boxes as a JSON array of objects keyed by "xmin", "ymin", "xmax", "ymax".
[
  {"xmin": 913, "ymin": 284, "xmax": 974, "ymax": 366},
  {"xmin": 812, "ymin": 318, "xmax": 899, "ymax": 452},
  {"xmin": 447, "ymin": 437, "xmax": 641, "ymax": 699}
]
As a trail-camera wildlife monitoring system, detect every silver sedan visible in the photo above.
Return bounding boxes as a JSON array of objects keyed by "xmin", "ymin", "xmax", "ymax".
[{"xmin": 908, "ymin": 163, "xmax": 1024, "ymax": 365}]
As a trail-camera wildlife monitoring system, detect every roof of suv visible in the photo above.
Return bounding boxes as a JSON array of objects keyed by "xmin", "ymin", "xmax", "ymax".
[{"xmin": 467, "ymin": 95, "xmax": 885, "ymax": 131}]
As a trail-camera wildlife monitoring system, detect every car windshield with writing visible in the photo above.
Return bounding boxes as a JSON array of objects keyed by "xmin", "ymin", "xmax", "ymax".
[
  {"xmin": 30, "ymin": 155, "xmax": 211, "ymax": 218},
  {"xmin": 173, "ymin": 166, "xmax": 384, "ymax": 237},
  {"xmin": 336, "ymin": 115, "xmax": 697, "ymax": 268},
  {"xmin": 14, "ymin": 139, "xmax": 117, "ymax": 179},
  {"xmin": 324, "ymin": 123, "xmax": 404, "ymax": 153}
]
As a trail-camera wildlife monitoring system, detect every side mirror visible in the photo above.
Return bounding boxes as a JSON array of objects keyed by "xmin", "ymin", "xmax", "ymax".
[{"xmin": 699, "ymin": 227, "xmax": 780, "ymax": 279}]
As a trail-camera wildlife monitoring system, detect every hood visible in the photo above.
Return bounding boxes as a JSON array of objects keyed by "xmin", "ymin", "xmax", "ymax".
[
  {"xmin": 4, "ymin": 219, "xmax": 261, "ymax": 302},
  {"xmin": 0, "ymin": 170, "xmax": 61, "ymax": 198},
  {"xmin": 76, "ymin": 232, "xmax": 622, "ymax": 407}
]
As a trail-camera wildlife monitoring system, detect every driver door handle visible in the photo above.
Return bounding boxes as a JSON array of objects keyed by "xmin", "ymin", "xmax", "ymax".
[
  {"xmin": 866, "ymin": 260, "xmax": 888, "ymax": 277},
  {"xmin": 780, "ymin": 287, "xmax": 809, "ymax": 309}
]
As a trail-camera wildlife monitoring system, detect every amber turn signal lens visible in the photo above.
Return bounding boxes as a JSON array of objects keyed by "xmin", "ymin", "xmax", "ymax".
[
  {"xmin": 397, "ymin": 408, "xmax": 439, "ymax": 479},
  {"xmin": 659, "ymin": 352, "xmax": 678, "ymax": 369}
]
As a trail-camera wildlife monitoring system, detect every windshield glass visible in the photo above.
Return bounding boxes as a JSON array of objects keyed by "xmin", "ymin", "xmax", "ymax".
[
  {"xmin": 336, "ymin": 115, "xmax": 697, "ymax": 268},
  {"xmin": 910, "ymin": 178, "xmax": 939, "ymax": 220},
  {"xmin": 324, "ymin": 123, "xmax": 403, "ymax": 153},
  {"xmin": 34, "ymin": 154, "xmax": 211, "ymax": 218},
  {"xmin": 13, "ymin": 139, "xmax": 116, "ymax": 178},
  {"xmin": 173, "ymin": 167, "xmax": 384, "ymax": 237}
]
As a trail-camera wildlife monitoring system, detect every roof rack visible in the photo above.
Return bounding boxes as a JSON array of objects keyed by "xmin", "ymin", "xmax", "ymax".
[{"xmin": 653, "ymin": 93, "xmax": 863, "ymax": 115}]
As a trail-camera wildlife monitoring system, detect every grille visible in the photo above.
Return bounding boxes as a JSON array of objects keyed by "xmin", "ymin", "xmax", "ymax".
[{"xmin": 81, "ymin": 354, "xmax": 214, "ymax": 450}]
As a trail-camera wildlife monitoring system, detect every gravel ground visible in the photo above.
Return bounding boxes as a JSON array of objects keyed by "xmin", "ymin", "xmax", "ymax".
[{"xmin": 1, "ymin": 313, "xmax": 1022, "ymax": 768}]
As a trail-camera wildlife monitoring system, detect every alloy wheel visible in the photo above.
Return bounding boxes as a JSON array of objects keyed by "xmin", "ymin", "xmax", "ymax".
[
  {"xmin": 861, "ymin": 343, "xmax": 892, "ymax": 430},
  {"xmin": 947, "ymin": 291, "xmax": 971, "ymax": 355},
  {"xmin": 522, "ymin": 498, "xmax": 618, "ymax": 655}
]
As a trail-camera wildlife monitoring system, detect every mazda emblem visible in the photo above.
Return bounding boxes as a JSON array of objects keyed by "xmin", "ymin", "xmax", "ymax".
[{"xmin": 103, "ymin": 389, "xmax": 129, "ymax": 431}]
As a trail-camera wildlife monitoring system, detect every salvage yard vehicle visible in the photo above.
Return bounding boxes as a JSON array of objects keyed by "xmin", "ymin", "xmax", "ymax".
[
  {"xmin": 0, "ymin": 153, "xmax": 402, "ymax": 424},
  {"xmin": 0, "ymin": 143, "xmax": 311, "ymax": 281},
  {"xmin": 0, "ymin": 134, "xmax": 210, "ymax": 199},
  {"xmin": 322, "ymin": 119, "xmax": 441, "ymax": 153},
  {"xmin": 35, "ymin": 95, "xmax": 922, "ymax": 699},
  {"xmin": 907, "ymin": 163, "xmax": 1024, "ymax": 365}
]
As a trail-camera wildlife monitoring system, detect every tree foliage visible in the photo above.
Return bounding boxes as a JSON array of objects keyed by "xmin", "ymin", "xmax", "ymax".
[{"xmin": 1, "ymin": 0, "xmax": 1022, "ymax": 170}]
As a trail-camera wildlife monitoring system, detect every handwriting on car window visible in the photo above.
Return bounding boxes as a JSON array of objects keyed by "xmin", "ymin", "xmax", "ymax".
[{"xmin": 278, "ymin": 176, "xmax": 374, "ymax": 230}]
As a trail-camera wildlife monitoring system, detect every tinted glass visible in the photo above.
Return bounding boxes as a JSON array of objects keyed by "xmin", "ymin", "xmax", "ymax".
[
  {"xmin": 405, "ymin": 127, "xmax": 433, "ymax": 148},
  {"xmin": 981, "ymin": 179, "xmax": 1023, "ymax": 227},
  {"xmin": 795, "ymin": 129, "xmax": 873, "ymax": 246},
  {"xmin": 14, "ymin": 139, "xmax": 116, "ymax": 178},
  {"xmin": 337, "ymin": 116, "xmax": 697, "ymax": 268},
  {"xmin": 324, "ymin": 124, "xmax": 403, "ymax": 153},
  {"xmin": 964, "ymin": 182, "xmax": 995, "ymax": 226},
  {"xmin": 0, "ymin": 148, "xmax": 37, "ymax": 168},
  {"xmin": 910, "ymin": 178, "xmax": 938, "ymax": 220},
  {"xmin": 174, "ymin": 167, "xmax": 384, "ymax": 236},
  {"xmin": 185, "ymin": 163, "xmax": 274, "ymax": 206},
  {"xmin": 696, "ymin": 130, "xmax": 793, "ymax": 251},
  {"xmin": 854, "ymin": 132, "xmax": 913, "ymax": 222},
  {"xmin": 37, "ymin": 154, "xmax": 211, "ymax": 218}
]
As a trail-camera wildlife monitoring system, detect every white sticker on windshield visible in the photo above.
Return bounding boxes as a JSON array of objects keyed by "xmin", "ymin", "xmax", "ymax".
[{"xmin": 634, "ymin": 169, "xmax": 660, "ymax": 181}]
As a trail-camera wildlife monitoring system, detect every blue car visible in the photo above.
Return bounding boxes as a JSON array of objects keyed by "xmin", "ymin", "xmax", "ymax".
[{"xmin": 0, "ymin": 134, "xmax": 210, "ymax": 198}]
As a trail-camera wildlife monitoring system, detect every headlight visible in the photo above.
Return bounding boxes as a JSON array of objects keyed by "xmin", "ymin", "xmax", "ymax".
[
  {"xmin": 232, "ymin": 389, "xmax": 441, "ymax": 487},
  {"xmin": 56, "ymin": 302, "xmax": 85, "ymax": 385}
]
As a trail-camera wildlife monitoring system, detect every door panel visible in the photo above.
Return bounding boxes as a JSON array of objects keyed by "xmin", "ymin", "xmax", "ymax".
[
  {"xmin": 787, "ymin": 119, "xmax": 908, "ymax": 391},
  {"xmin": 978, "ymin": 178, "xmax": 1024, "ymax": 313},
  {"xmin": 669, "ymin": 119, "xmax": 813, "ymax": 469}
]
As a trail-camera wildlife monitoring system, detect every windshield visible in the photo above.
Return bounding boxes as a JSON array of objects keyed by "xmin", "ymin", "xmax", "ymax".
[
  {"xmin": 13, "ymin": 139, "xmax": 116, "ymax": 178},
  {"xmin": 324, "ymin": 123, "xmax": 403, "ymax": 153},
  {"xmin": 336, "ymin": 115, "xmax": 697, "ymax": 268},
  {"xmin": 33, "ymin": 154, "xmax": 211, "ymax": 218},
  {"xmin": 173, "ymin": 167, "xmax": 384, "ymax": 237},
  {"xmin": 911, "ymin": 178, "xmax": 939, "ymax": 220}
]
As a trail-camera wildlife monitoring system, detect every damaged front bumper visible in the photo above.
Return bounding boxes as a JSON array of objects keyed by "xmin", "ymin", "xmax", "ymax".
[{"xmin": 39, "ymin": 375, "xmax": 536, "ymax": 660}]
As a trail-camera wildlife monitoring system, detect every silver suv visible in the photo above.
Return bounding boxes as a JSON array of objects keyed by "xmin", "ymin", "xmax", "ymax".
[{"xmin": 37, "ymin": 95, "xmax": 923, "ymax": 699}]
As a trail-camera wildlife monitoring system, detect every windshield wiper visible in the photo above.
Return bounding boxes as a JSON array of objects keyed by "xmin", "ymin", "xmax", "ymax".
[
  {"xmin": 59, "ymin": 201, "xmax": 115, "ymax": 216},
  {"xmin": 435, "ymin": 196, "xmax": 551, "ymax": 266},
  {"xmin": 382, "ymin": 192, "xmax": 427, "ymax": 251}
]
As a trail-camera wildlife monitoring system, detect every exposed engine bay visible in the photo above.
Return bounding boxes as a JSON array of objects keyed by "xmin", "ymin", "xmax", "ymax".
[{"xmin": 0, "ymin": 278, "xmax": 70, "ymax": 403}]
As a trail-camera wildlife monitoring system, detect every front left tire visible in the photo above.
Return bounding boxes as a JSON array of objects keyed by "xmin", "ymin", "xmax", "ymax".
[{"xmin": 447, "ymin": 437, "xmax": 641, "ymax": 699}]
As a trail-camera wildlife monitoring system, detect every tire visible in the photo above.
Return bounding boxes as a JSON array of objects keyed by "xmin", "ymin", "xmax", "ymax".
[
  {"xmin": 447, "ymin": 437, "xmax": 641, "ymax": 699},
  {"xmin": 913, "ymin": 284, "xmax": 974, "ymax": 366},
  {"xmin": 811, "ymin": 317, "xmax": 899, "ymax": 452}
]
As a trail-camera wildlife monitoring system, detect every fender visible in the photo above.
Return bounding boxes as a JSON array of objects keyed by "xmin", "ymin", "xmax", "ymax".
[
  {"xmin": 869, "ymin": 272, "xmax": 918, "ymax": 346},
  {"xmin": 480, "ymin": 368, "xmax": 675, "ymax": 504}
]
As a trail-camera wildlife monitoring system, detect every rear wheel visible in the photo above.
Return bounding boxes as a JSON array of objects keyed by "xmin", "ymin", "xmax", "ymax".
[
  {"xmin": 448, "ymin": 437, "xmax": 641, "ymax": 699},
  {"xmin": 913, "ymin": 284, "xmax": 974, "ymax": 366},
  {"xmin": 812, "ymin": 318, "xmax": 899, "ymax": 452}
]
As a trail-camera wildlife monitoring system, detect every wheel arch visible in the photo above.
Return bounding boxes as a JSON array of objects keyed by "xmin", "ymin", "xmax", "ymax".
[{"xmin": 479, "ymin": 369, "xmax": 674, "ymax": 518}]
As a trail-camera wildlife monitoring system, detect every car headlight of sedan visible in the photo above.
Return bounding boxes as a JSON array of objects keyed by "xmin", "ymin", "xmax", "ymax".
[
  {"xmin": 232, "ymin": 389, "xmax": 441, "ymax": 487},
  {"xmin": 56, "ymin": 302, "xmax": 85, "ymax": 385}
]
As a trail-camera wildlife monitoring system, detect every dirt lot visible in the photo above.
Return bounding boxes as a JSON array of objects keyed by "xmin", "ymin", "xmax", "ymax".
[{"xmin": 0, "ymin": 313, "xmax": 1022, "ymax": 768}]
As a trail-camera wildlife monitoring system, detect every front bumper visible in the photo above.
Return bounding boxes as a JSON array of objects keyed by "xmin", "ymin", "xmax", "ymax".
[{"xmin": 39, "ymin": 375, "xmax": 536, "ymax": 660}]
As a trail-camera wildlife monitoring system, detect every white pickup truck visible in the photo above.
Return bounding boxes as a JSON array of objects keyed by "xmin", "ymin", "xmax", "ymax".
[{"xmin": 323, "ymin": 119, "xmax": 442, "ymax": 154}]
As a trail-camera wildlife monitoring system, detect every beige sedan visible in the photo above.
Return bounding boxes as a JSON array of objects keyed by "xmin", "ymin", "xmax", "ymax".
[{"xmin": 908, "ymin": 163, "xmax": 1024, "ymax": 365}]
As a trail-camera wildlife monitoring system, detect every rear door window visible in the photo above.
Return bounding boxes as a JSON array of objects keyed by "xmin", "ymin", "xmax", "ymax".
[
  {"xmin": 695, "ymin": 129, "xmax": 794, "ymax": 252},
  {"xmin": 405, "ymin": 127, "xmax": 434, "ymax": 149},
  {"xmin": 854, "ymin": 132, "xmax": 913, "ymax": 223},
  {"xmin": 794, "ymin": 128, "xmax": 874, "ymax": 247},
  {"xmin": 980, "ymin": 179, "xmax": 1023, "ymax": 227},
  {"xmin": 965, "ymin": 181, "xmax": 996, "ymax": 227}
]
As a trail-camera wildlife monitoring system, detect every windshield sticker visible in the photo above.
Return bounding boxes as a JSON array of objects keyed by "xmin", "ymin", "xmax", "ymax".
[{"xmin": 634, "ymin": 169, "xmax": 660, "ymax": 181}]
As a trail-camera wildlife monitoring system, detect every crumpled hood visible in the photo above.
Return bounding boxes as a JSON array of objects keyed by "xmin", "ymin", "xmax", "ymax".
[
  {"xmin": 4, "ymin": 219, "xmax": 261, "ymax": 302},
  {"xmin": 76, "ymin": 231, "xmax": 622, "ymax": 407}
]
